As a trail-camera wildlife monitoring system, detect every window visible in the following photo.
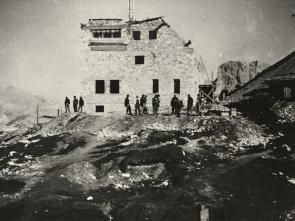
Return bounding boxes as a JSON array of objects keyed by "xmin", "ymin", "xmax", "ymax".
[
  {"xmin": 149, "ymin": 30, "xmax": 157, "ymax": 40},
  {"xmin": 174, "ymin": 79, "xmax": 180, "ymax": 94},
  {"xmin": 96, "ymin": 105, "xmax": 104, "ymax": 112},
  {"xmin": 103, "ymin": 30, "xmax": 112, "ymax": 38},
  {"xmin": 112, "ymin": 30, "xmax": 121, "ymax": 38},
  {"xmin": 93, "ymin": 31, "xmax": 102, "ymax": 38},
  {"xmin": 95, "ymin": 80, "xmax": 105, "ymax": 94},
  {"xmin": 110, "ymin": 80, "xmax": 120, "ymax": 94},
  {"xmin": 133, "ymin": 31, "xmax": 141, "ymax": 40},
  {"xmin": 92, "ymin": 29, "xmax": 121, "ymax": 38},
  {"xmin": 153, "ymin": 79, "xmax": 159, "ymax": 93},
  {"xmin": 135, "ymin": 56, "xmax": 144, "ymax": 64}
]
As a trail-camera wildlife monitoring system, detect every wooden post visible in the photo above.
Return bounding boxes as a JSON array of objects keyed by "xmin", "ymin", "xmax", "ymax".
[
  {"xmin": 57, "ymin": 109, "xmax": 60, "ymax": 116},
  {"xmin": 230, "ymin": 107, "xmax": 237, "ymax": 117},
  {"xmin": 200, "ymin": 205, "xmax": 209, "ymax": 221},
  {"xmin": 36, "ymin": 104, "xmax": 39, "ymax": 124}
]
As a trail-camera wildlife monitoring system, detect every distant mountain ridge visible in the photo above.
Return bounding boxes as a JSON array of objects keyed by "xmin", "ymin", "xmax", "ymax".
[
  {"xmin": 215, "ymin": 61, "xmax": 269, "ymax": 96},
  {"xmin": 0, "ymin": 85, "xmax": 57, "ymax": 128}
]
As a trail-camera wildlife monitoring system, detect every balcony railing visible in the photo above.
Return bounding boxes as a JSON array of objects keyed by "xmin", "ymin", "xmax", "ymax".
[{"xmin": 89, "ymin": 38, "xmax": 127, "ymax": 44}]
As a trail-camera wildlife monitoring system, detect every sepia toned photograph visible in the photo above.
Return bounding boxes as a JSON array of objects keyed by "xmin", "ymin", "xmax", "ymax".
[{"xmin": 0, "ymin": 0, "xmax": 295, "ymax": 220}]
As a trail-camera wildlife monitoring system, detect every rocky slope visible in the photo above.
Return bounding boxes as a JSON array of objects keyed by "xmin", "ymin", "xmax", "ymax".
[
  {"xmin": 215, "ymin": 61, "xmax": 269, "ymax": 98},
  {"xmin": 0, "ymin": 113, "xmax": 294, "ymax": 221},
  {"xmin": 271, "ymin": 101, "xmax": 295, "ymax": 123}
]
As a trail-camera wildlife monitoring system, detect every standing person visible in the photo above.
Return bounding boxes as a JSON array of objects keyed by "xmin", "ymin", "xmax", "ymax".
[
  {"xmin": 175, "ymin": 99, "xmax": 184, "ymax": 118},
  {"xmin": 152, "ymin": 95, "xmax": 157, "ymax": 115},
  {"xmin": 155, "ymin": 94, "xmax": 160, "ymax": 115},
  {"xmin": 170, "ymin": 95, "xmax": 178, "ymax": 115},
  {"xmin": 195, "ymin": 99, "xmax": 200, "ymax": 115},
  {"xmin": 196, "ymin": 93, "xmax": 202, "ymax": 114},
  {"xmin": 73, "ymin": 96, "xmax": 78, "ymax": 112},
  {"xmin": 65, "ymin": 97, "xmax": 70, "ymax": 113},
  {"xmin": 78, "ymin": 97, "xmax": 84, "ymax": 113},
  {"xmin": 187, "ymin": 94, "xmax": 194, "ymax": 116},
  {"xmin": 143, "ymin": 95, "xmax": 148, "ymax": 114},
  {"xmin": 135, "ymin": 96, "xmax": 141, "ymax": 115},
  {"xmin": 197, "ymin": 93, "xmax": 202, "ymax": 105},
  {"xmin": 140, "ymin": 95, "xmax": 145, "ymax": 113},
  {"xmin": 124, "ymin": 94, "xmax": 132, "ymax": 115}
]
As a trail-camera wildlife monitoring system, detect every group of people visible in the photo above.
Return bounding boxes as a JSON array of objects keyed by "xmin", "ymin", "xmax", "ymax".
[
  {"xmin": 124, "ymin": 93, "xmax": 202, "ymax": 117},
  {"xmin": 171, "ymin": 94, "xmax": 195, "ymax": 117},
  {"xmin": 134, "ymin": 95, "xmax": 148, "ymax": 115},
  {"xmin": 64, "ymin": 96, "xmax": 84, "ymax": 113},
  {"xmin": 125, "ymin": 94, "xmax": 160, "ymax": 115},
  {"xmin": 64, "ymin": 94, "xmax": 202, "ymax": 115}
]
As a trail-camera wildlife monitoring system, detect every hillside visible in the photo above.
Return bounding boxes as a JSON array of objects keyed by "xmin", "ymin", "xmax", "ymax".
[{"xmin": 0, "ymin": 113, "xmax": 294, "ymax": 221}]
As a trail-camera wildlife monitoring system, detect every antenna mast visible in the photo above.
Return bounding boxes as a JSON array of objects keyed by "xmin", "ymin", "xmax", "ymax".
[{"xmin": 128, "ymin": 0, "xmax": 134, "ymax": 22}]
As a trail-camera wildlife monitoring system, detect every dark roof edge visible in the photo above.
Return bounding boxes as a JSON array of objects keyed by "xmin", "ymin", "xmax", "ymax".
[
  {"xmin": 127, "ymin": 16, "xmax": 164, "ymax": 24},
  {"xmin": 89, "ymin": 18, "xmax": 123, "ymax": 21},
  {"xmin": 228, "ymin": 51, "xmax": 295, "ymax": 96},
  {"xmin": 85, "ymin": 17, "xmax": 165, "ymax": 25}
]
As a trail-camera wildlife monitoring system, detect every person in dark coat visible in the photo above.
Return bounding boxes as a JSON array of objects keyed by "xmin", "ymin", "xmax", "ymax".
[
  {"xmin": 140, "ymin": 95, "xmax": 144, "ymax": 112},
  {"xmin": 170, "ymin": 95, "xmax": 178, "ymax": 115},
  {"xmin": 197, "ymin": 93, "xmax": 202, "ymax": 105},
  {"xmin": 65, "ymin": 97, "xmax": 70, "ymax": 113},
  {"xmin": 124, "ymin": 94, "xmax": 132, "ymax": 115},
  {"xmin": 143, "ymin": 95, "xmax": 148, "ymax": 114},
  {"xmin": 196, "ymin": 93, "xmax": 202, "ymax": 115},
  {"xmin": 152, "ymin": 95, "xmax": 157, "ymax": 115},
  {"xmin": 175, "ymin": 99, "xmax": 184, "ymax": 118},
  {"xmin": 187, "ymin": 94, "xmax": 194, "ymax": 116},
  {"xmin": 135, "ymin": 96, "xmax": 141, "ymax": 115},
  {"xmin": 78, "ymin": 97, "xmax": 84, "ymax": 113},
  {"xmin": 195, "ymin": 100, "xmax": 200, "ymax": 115},
  {"xmin": 73, "ymin": 96, "xmax": 78, "ymax": 112},
  {"xmin": 155, "ymin": 94, "xmax": 160, "ymax": 115}
]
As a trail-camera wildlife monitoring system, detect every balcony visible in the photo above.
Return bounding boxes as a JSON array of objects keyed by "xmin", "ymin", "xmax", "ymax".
[
  {"xmin": 89, "ymin": 38, "xmax": 127, "ymax": 51},
  {"xmin": 89, "ymin": 38, "xmax": 126, "ymax": 44}
]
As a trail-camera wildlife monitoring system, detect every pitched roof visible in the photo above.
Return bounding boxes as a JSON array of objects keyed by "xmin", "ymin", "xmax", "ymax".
[
  {"xmin": 127, "ymin": 16, "xmax": 164, "ymax": 24},
  {"xmin": 82, "ymin": 17, "xmax": 166, "ymax": 29},
  {"xmin": 264, "ymin": 72, "xmax": 295, "ymax": 83},
  {"xmin": 228, "ymin": 51, "xmax": 295, "ymax": 96},
  {"xmin": 89, "ymin": 18, "xmax": 122, "ymax": 21}
]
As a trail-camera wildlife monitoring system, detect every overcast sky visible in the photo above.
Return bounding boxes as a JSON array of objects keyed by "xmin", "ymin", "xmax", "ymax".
[{"xmin": 0, "ymin": 0, "xmax": 295, "ymax": 100}]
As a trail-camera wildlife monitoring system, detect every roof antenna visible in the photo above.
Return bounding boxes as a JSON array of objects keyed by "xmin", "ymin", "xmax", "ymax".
[{"xmin": 128, "ymin": 0, "xmax": 134, "ymax": 22}]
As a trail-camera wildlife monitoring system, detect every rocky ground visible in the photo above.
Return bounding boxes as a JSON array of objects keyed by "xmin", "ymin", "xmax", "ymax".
[
  {"xmin": 271, "ymin": 101, "xmax": 295, "ymax": 124},
  {"xmin": 0, "ymin": 113, "xmax": 294, "ymax": 221}
]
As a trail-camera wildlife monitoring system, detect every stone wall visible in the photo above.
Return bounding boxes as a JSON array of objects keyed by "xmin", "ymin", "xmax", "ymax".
[{"xmin": 128, "ymin": 19, "xmax": 186, "ymax": 51}]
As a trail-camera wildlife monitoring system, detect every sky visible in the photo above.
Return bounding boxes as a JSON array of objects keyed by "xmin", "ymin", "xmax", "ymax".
[{"xmin": 0, "ymin": 0, "xmax": 295, "ymax": 101}]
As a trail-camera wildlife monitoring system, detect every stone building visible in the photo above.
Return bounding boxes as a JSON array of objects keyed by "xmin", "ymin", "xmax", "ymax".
[{"xmin": 80, "ymin": 17, "xmax": 201, "ymax": 114}]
